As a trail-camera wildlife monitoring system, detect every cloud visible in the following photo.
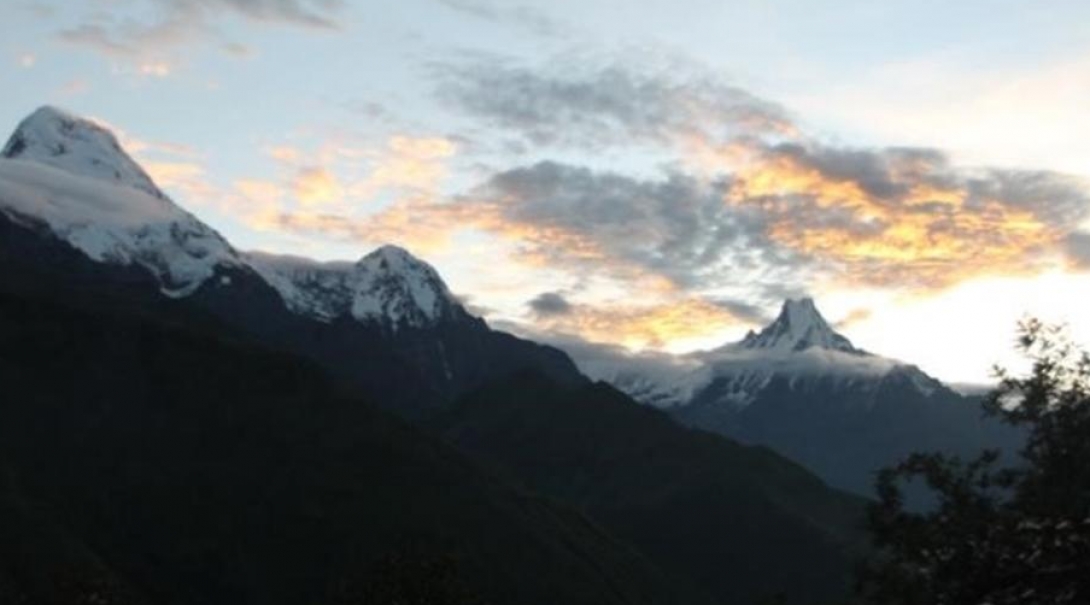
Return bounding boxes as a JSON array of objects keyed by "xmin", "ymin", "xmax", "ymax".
[
  {"xmin": 57, "ymin": 0, "xmax": 344, "ymax": 70},
  {"xmin": 521, "ymin": 295, "xmax": 743, "ymax": 350},
  {"xmin": 427, "ymin": 53, "xmax": 1089, "ymax": 300},
  {"xmin": 436, "ymin": 0, "xmax": 569, "ymax": 38},
  {"xmin": 726, "ymin": 141, "xmax": 1090, "ymax": 287},
  {"xmin": 258, "ymin": 197, "xmax": 473, "ymax": 255},
  {"xmin": 243, "ymin": 55, "xmax": 1090, "ymax": 357},
  {"xmin": 292, "ymin": 166, "xmax": 344, "ymax": 206},
  {"xmin": 184, "ymin": 0, "xmax": 343, "ymax": 28},
  {"xmin": 833, "ymin": 308, "xmax": 872, "ymax": 330},
  {"xmin": 17, "ymin": 53, "xmax": 36, "ymax": 68},
  {"xmin": 527, "ymin": 291, "xmax": 572, "ymax": 317},
  {"xmin": 433, "ymin": 58, "xmax": 795, "ymax": 151},
  {"xmin": 708, "ymin": 297, "xmax": 772, "ymax": 325},
  {"xmin": 248, "ymin": 134, "xmax": 458, "ymax": 215},
  {"xmin": 498, "ymin": 325, "xmax": 703, "ymax": 392},
  {"xmin": 83, "ymin": 119, "xmax": 215, "ymax": 204},
  {"xmin": 143, "ymin": 161, "xmax": 206, "ymax": 190},
  {"xmin": 463, "ymin": 160, "xmax": 809, "ymax": 293},
  {"xmin": 351, "ymin": 136, "xmax": 457, "ymax": 197},
  {"xmin": 375, "ymin": 149, "xmax": 1087, "ymax": 315},
  {"xmin": 266, "ymin": 144, "xmax": 1090, "ymax": 328},
  {"xmin": 1064, "ymin": 231, "xmax": 1090, "ymax": 270}
]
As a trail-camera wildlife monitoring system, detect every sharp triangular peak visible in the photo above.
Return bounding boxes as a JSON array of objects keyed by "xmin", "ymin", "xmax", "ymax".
[
  {"xmin": 739, "ymin": 297, "xmax": 861, "ymax": 354},
  {"xmin": 2, "ymin": 105, "xmax": 166, "ymax": 200}
]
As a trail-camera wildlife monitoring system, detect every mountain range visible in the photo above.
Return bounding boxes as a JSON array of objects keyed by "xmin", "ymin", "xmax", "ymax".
[{"xmin": 0, "ymin": 105, "xmax": 872, "ymax": 604}]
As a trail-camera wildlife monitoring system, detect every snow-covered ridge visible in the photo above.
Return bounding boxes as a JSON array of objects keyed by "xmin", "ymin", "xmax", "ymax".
[{"xmin": 248, "ymin": 245, "xmax": 463, "ymax": 329}]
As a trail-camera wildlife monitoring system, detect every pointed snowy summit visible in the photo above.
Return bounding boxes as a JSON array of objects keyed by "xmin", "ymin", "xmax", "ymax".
[
  {"xmin": 0, "ymin": 106, "xmax": 238, "ymax": 297},
  {"xmin": 2, "ymin": 105, "xmax": 165, "ymax": 200},
  {"xmin": 739, "ymin": 297, "xmax": 861, "ymax": 354}
]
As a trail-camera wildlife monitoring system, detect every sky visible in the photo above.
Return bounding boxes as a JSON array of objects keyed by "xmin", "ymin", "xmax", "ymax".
[{"xmin": 2, "ymin": 0, "xmax": 1090, "ymax": 384}]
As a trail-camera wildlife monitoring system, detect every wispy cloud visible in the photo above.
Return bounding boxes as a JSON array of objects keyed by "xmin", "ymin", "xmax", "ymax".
[
  {"xmin": 1064, "ymin": 231, "xmax": 1090, "ymax": 270},
  {"xmin": 433, "ymin": 57, "xmax": 795, "ymax": 151},
  {"xmin": 436, "ymin": 0, "xmax": 569, "ymax": 38},
  {"xmin": 57, "ymin": 0, "xmax": 344, "ymax": 73}
]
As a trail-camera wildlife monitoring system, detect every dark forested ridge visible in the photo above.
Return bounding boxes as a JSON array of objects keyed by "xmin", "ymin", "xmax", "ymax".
[
  {"xmin": 0, "ymin": 291, "xmax": 708, "ymax": 605},
  {"xmin": 434, "ymin": 373, "xmax": 868, "ymax": 605}
]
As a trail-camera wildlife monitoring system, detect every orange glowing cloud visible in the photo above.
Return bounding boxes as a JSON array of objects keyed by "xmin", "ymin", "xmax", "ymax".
[
  {"xmin": 534, "ymin": 296, "xmax": 742, "ymax": 350},
  {"xmin": 721, "ymin": 144, "xmax": 1082, "ymax": 288}
]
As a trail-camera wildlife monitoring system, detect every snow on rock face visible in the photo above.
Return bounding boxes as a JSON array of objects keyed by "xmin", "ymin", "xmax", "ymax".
[
  {"xmin": 249, "ymin": 245, "xmax": 462, "ymax": 329},
  {"xmin": 0, "ymin": 159, "xmax": 238, "ymax": 297},
  {"xmin": 0, "ymin": 106, "xmax": 239, "ymax": 296},
  {"xmin": 2, "ymin": 106, "xmax": 165, "ymax": 200},
  {"xmin": 351, "ymin": 245, "xmax": 456, "ymax": 325}
]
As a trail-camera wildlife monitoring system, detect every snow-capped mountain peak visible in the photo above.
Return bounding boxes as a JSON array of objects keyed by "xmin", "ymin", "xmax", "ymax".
[
  {"xmin": 0, "ymin": 106, "xmax": 239, "ymax": 297},
  {"xmin": 249, "ymin": 245, "xmax": 462, "ymax": 329},
  {"xmin": 575, "ymin": 297, "xmax": 946, "ymax": 409},
  {"xmin": 350, "ymin": 245, "xmax": 459, "ymax": 326},
  {"xmin": 2, "ymin": 106, "xmax": 165, "ymax": 200},
  {"xmin": 739, "ymin": 297, "xmax": 860, "ymax": 354}
]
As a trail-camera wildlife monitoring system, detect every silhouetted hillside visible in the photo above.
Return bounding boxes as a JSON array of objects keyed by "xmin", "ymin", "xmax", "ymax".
[
  {"xmin": 435, "ymin": 373, "xmax": 869, "ymax": 605},
  {"xmin": 0, "ymin": 291, "xmax": 707, "ymax": 605}
]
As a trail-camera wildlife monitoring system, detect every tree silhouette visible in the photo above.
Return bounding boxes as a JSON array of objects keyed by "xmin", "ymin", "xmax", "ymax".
[{"xmin": 859, "ymin": 319, "xmax": 1090, "ymax": 605}]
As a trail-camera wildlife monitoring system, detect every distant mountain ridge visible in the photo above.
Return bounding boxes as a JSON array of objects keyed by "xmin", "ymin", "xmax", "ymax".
[{"xmin": 588, "ymin": 297, "xmax": 1022, "ymax": 496}]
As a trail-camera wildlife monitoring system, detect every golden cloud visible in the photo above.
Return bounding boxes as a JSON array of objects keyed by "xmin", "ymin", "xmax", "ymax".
[
  {"xmin": 352, "ymin": 136, "xmax": 457, "ymax": 197},
  {"xmin": 292, "ymin": 166, "xmax": 344, "ymax": 207},
  {"xmin": 534, "ymin": 296, "xmax": 742, "ymax": 350},
  {"xmin": 724, "ymin": 145, "xmax": 1081, "ymax": 288}
]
